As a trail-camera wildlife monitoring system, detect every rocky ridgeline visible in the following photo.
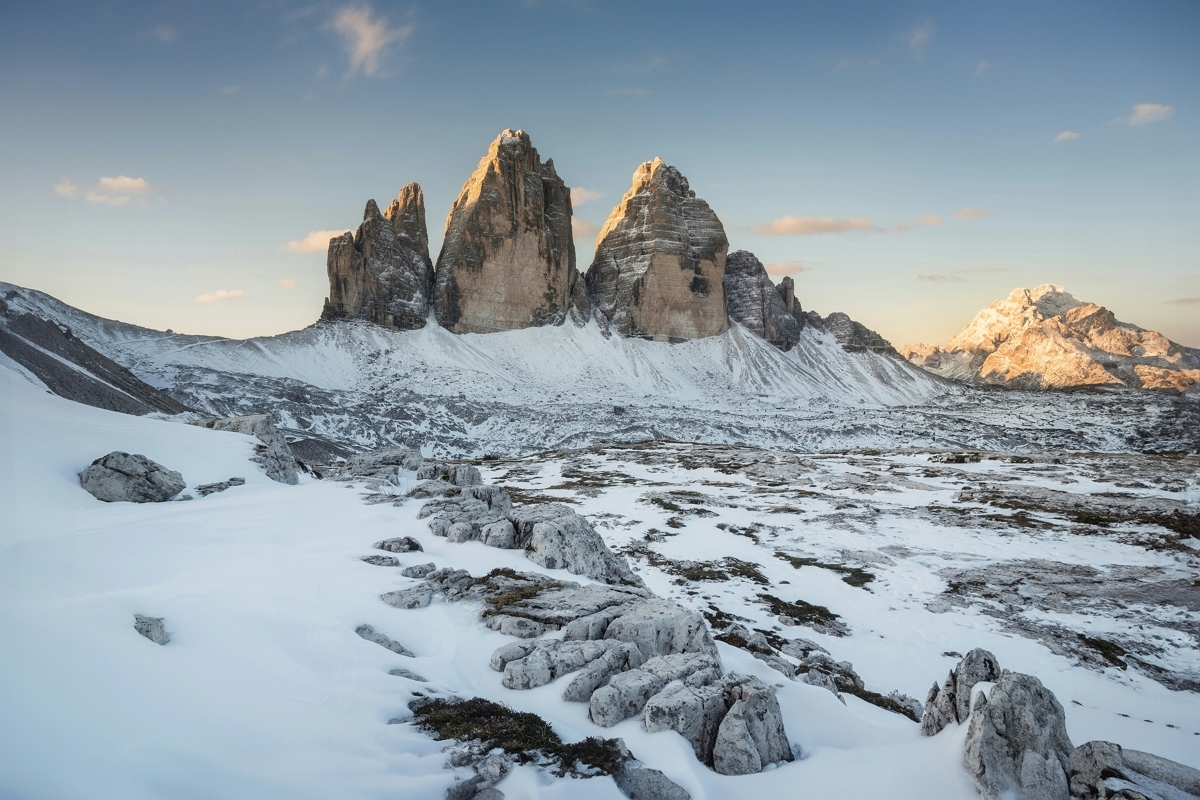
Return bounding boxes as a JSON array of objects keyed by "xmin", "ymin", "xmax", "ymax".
[{"xmin": 320, "ymin": 130, "xmax": 896, "ymax": 353}]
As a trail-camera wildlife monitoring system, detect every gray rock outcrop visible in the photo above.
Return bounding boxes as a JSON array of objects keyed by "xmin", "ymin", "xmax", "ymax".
[
  {"xmin": 355, "ymin": 624, "xmax": 414, "ymax": 656},
  {"xmin": 586, "ymin": 158, "xmax": 729, "ymax": 341},
  {"xmin": 922, "ymin": 648, "xmax": 1001, "ymax": 736},
  {"xmin": 196, "ymin": 414, "xmax": 299, "ymax": 484},
  {"xmin": 1069, "ymin": 740, "xmax": 1200, "ymax": 800},
  {"xmin": 134, "ymin": 614, "xmax": 169, "ymax": 645},
  {"xmin": 417, "ymin": 462, "xmax": 482, "ymax": 487},
  {"xmin": 374, "ymin": 536, "xmax": 423, "ymax": 553},
  {"xmin": 611, "ymin": 740, "xmax": 691, "ymax": 800},
  {"xmin": 321, "ymin": 183, "xmax": 434, "ymax": 331},
  {"xmin": 362, "ymin": 554, "xmax": 400, "ymax": 567},
  {"xmin": 79, "ymin": 452, "xmax": 185, "ymax": 503},
  {"xmin": 195, "ymin": 477, "xmax": 245, "ymax": 496},
  {"xmin": 964, "ymin": 671, "xmax": 1073, "ymax": 800},
  {"xmin": 810, "ymin": 311, "xmax": 897, "ymax": 354},
  {"xmin": 722, "ymin": 251, "xmax": 801, "ymax": 350},
  {"xmin": 434, "ymin": 130, "xmax": 586, "ymax": 333}
]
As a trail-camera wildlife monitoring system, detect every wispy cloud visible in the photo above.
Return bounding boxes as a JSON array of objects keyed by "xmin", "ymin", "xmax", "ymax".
[
  {"xmin": 974, "ymin": 60, "xmax": 991, "ymax": 77},
  {"xmin": 282, "ymin": 229, "xmax": 352, "ymax": 253},
  {"xmin": 278, "ymin": 279, "xmax": 299, "ymax": 288},
  {"xmin": 1121, "ymin": 103, "xmax": 1174, "ymax": 127},
  {"xmin": 331, "ymin": 4, "xmax": 414, "ymax": 78},
  {"xmin": 757, "ymin": 215, "xmax": 875, "ymax": 236},
  {"xmin": 890, "ymin": 213, "xmax": 942, "ymax": 232},
  {"xmin": 1054, "ymin": 130, "xmax": 1082, "ymax": 143},
  {"xmin": 67, "ymin": 175, "xmax": 160, "ymax": 207},
  {"xmin": 194, "ymin": 289, "xmax": 245, "ymax": 304},
  {"xmin": 570, "ymin": 187, "xmax": 603, "ymax": 207},
  {"xmin": 611, "ymin": 52, "xmax": 666, "ymax": 74},
  {"xmin": 766, "ymin": 262, "xmax": 807, "ymax": 276},
  {"xmin": 908, "ymin": 21, "xmax": 935, "ymax": 58},
  {"xmin": 918, "ymin": 267, "xmax": 1013, "ymax": 283},
  {"xmin": 147, "ymin": 24, "xmax": 179, "ymax": 43},
  {"xmin": 54, "ymin": 178, "xmax": 78, "ymax": 198},
  {"xmin": 954, "ymin": 208, "xmax": 993, "ymax": 220},
  {"xmin": 1165, "ymin": 297, "xmax": 1200, "ymax": 306},
  {"xmin": 571, "ymin": 218, "xmax": 599, "ymax": 242},
  {"xmin": 603, "ymin": 87, "xmax": 650, "ymax": 97}
]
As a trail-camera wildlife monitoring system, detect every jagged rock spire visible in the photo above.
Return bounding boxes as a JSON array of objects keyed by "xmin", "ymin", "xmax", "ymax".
[{"xmin": 722, "ymin": 251, "xmax": 802, "ymax": 350}]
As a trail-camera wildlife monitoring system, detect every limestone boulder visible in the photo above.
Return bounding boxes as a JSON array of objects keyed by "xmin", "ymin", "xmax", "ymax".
[
  {"xmin": 586, "ymin": 158, "xmax": 729, "ymax": 341},
  {"xmin": 1069, "ymin": 740, "xmax": 1200, "ymax": 800},
  {"xmin": 434, "ymin": 130, "xmax": 587, "ymax": 333},
  {"xmin": 355, "ymin": 624, "xmax": 414, "ymax": 657},
  {"xmin": 922, "ymin": 648, "xmax": 1001, "ymax": 736},
  {"xmin": 711, "ymin": 677, "xmax": 793, "ymax": 775},
  {"xmin": 79, "ymin": 452, "xmax": 185, "ymax": 503},
  {"xmin": 603, "ymin": 598, "xmax": 719, "ymax": 661},
  {"xmin": 134, "ymin": 614, "xmax": 169, "ymax": 645},
  {"xmin": 722, "ymin": 251, "xmax": 801, "ymax": 350},
  {"xmin": 964, "ymin": 672, "xmax": 1073, "ymax": 800},
  {"xmin": 321, "ymin": 183, "xmax": 434, "ymax": 331}
]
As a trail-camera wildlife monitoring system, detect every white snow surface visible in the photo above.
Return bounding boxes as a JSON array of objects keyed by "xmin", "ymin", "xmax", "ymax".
[{"xmin": 3, "ymin": 366, "xmax": 1198, "ymax": 799}]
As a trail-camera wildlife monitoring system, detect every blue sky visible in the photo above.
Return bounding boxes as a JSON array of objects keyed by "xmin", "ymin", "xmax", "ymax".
[{"xmin": 1, "ymin": 0, "xmax": 1197, "ymax": 345}]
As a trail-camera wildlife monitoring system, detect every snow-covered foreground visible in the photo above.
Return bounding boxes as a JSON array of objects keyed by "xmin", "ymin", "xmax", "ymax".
[{"xmin": 2, "ymin": 367, "xmax": 1197, "ymax": 799}]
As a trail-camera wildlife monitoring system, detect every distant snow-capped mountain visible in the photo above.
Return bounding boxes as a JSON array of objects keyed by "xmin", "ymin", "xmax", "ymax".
[{"xmin": 903, "ymin": 284, "xmax": 1200, "ymax": 392}]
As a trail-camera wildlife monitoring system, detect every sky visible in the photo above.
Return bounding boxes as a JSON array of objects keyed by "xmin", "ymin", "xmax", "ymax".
[{"xmin": 1, "ymin": 0, "xmax": 1197, "ymax": 346}]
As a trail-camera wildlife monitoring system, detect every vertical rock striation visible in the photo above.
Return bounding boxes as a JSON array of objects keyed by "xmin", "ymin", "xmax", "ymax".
[
  {"xmin": 434, "ymin": 130, "xmax": 586, "ymax": 333},
  {"xmin": 586, "ymin": 158, "xmax": 729, "ymax": 341},
  {"xmin": 322, "ymin": 183, "xmax": 434, "ymax": 330},
  {"xmin": 722, "ymin": 250, "xmax": 802, "ymax": 350}
]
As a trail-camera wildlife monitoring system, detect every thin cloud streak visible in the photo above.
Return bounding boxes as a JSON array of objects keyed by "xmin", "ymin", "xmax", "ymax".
[
  {"xmin": 757, "ymin": 215, "xmax": 874, "ymax": 236},
  {"xmin": 908, "ymin": 21, "xmax": 934, "ymax": 58},
  {"xmin": 1126, "ymin": 103, "xmax": 1174, "ymax": 126},
  {"xmin": 1054, "ymin": 131, "xmax": 1082, "ymax": 143},
  {"xmin": 194, "ymin": 289, "xmax": 245, "ymax": 303},
  {"xmin": 278, "ymin": 279, "xmax": 299, "ymax": 288},
  {"xmin": 331, "ymin": 4, "xmax": 414, "ymax": 78},
  {"xmin": 766, "ymin": 262, "xmax": 806, "ymax": 276},
  {"xmin": 890, "ymin": 213, "xmax": 942, "ymax": 232},
  {"xmin": 1165, "ymin": 297, "xmax": 1200, "ymax": 306},
  {"xmin": 955, "ymin": 208, "xmax": 993, "ymax": 220},
  {"xmin": 570, "ymin": 187, "xmax": 603, "ymax": 207},
  {"xmin": 282, "ymin": 229, "xmax": 351, "ymax": 253}
]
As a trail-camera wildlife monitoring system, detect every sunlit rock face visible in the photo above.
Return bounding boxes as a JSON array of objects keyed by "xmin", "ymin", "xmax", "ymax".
[
  {"xmin": 586, "ymin": 158, "xmax": 729, "ymax": 341},
  {"xmin": 434, "ymin": 130, "xmax": 587, "ymax": 333},
  {"xmin": 903, "ymin": 284, "xmax": 1200, "ymax": 392},
  {"xmin": 722, "ymin": 251, "xmax": 801, "ymax": 350},
  {"xmin": 322, "ymin": 183, "xmax": 434, "ymax": 330}
]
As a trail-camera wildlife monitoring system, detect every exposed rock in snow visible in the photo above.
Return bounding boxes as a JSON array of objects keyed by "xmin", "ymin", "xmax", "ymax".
[
  {"xmin": 722, "ymin": 250, "xmax": 801, "ymax": 350},
  {"xmin": 133, "ymin": 614, "xmax": 169, "ymax": 645},
  {"xmin": 79, "ymin": 451, "xmax": 185, "ymax": 503},
  {"xmin": 321, "ymin": 184, "xmax": 434, "ymax": 331},
  {"xmin": 354, "ymin": 624, "xmax": 414, "ymax": 657},
  {"xmin": 589, "ymin": 654, "xmax": 723, "ymax": 727},
  {"xmin": 964, "ymin": 671, "xmax": 1073, "ymax": 800},
  {"xmin": 195, "ymin": 477, "xmax": 244, "ymax": 496},
  {"xmin": 712, "ymin": 676, "xmax": 793, "ymax": 776},
  {"xmin": 903, "ymin": 284, "xmax": 1200, "ymax": 392},
  {"xmin": 195, "ymin": 414, "xmax": 298, "ymax": 485},
  {"xmin": 922, "ymin": 648, "xmax": 1001, "ymax": 736},
  {"xmin": 417, "ymin": 462, "xmax": 482, "ymax": 487},
  {"xmin": 812, "ymin": 311, "xmax": 897, "ymax": 354},
  {"xmin": 434, "ymin": 129, "xmax": 586, "ymax": 333},
  {"xmin": 400, "ymin": 562, "xmax": 436, "ymax": 578},
  {"xmin": 1069, "ymin": 740, "xmax": 1200, "ymax": 800},
  {"xmin": 347, "ymin": 446, "xmax": 423, "ymax": 473},
  {"xmin": 611, "ymin": 739, "xmax": 692, "ymax": 800},
  {"xmin": 361, "ymin": 554, "xmax": 400, "ymax": 567},
  {"xmin": 523, "ymin": 510, "xmax": 641, "ymax": 586},
  {"xmin": 373, "ymin": 536, "xmax": 424, "ymax": 553},
  {"xmin": 388, "ymin": 667, "xmax": 427, "ymax": 682},
  {"xmin": 586, "ymin": 158, "xmax": 729, "ymax": 341}
]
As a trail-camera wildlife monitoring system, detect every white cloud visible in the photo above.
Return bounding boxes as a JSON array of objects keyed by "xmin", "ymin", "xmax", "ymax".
[
  {"xmin": 1054, "ymin": 130, "xmax": 1082, "ymax": 143},
  {"xmin": 84, "ymin": 175, "xmax": 156, "ymax": 207},
  {"xmin": 278, "ymin": 279, "xmax": 299, "ymax": 288},
  {"xmin": 571, "ymin": 218, "xmax": 599, "ymax": 242},
  {"xmin": 757, "ymin": 215, "xmax": 875, "ymax": 236},
  {"xmin": 954, "ymin": 208, "xmax": 993, "ymax": 220},
  {"xmin": 766, "ymin": 262, "xmax": 806, "ymax": 276},
  {"xmin": 331, "ymin": 4, "xmax": 414, "ymax": 78},
  {"xmin": 603, "ymin": 87, "xmax": 650, "ymax": 97},
  {"xmin": 890, "ymin": 213, "xmax": 943, "ymax": 232},
  {"xmin": 908, "ymin": 21, "xmax": 934, "ymax": 58},
  {"xmin": 282, "ymin": 229, "xmax": 352, "ymax": 253},
  {"xmin": 148, "ymin": 25, "xmax": 179, "ymax": 43},
  {"xmin": 1126, "ymin": 103, "xmax": 1174, "ymax": 127},
  {"xmin": 570, "ymin": 188, "xmax": 603, "ymax": 207},
  {"xmin": 974, "ymin": 60, "xmax": 991, "ymax": 77},
  {"xmin": 54, "ymin": 178, "xmax": 78, "ymax": 198},
  {"xmin": 194, "ymin": 289, "xmax": 245, "ymax": 304}
]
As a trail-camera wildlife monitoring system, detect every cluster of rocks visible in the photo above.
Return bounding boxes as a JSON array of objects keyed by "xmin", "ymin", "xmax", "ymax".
[
  {"xmin": 922, "ymin": 648, "xmax": 1200, "ymax": 800},
  {"xmin": 192, "ymin": 414, "xmax": 299, "ymax": 484},
  {"xmin": 319, "ymin": 129, "xmax": 894, "ymax": 353}
]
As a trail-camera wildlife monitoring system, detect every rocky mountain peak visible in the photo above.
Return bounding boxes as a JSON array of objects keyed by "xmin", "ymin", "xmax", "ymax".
[
  {"xmin": 722, "ymin": 250, "xmax": 801, "ymax": 350},
  {"xmin": 321, "ymin": 183, "xmax": 435, "ymax": 331},
  {"xmin": 586, "ymin": 159, "xmax": 729, "ymax": 341},
  {"xmin": 434, "ymin": 129, "xmax": 587, "ymax": 333}
]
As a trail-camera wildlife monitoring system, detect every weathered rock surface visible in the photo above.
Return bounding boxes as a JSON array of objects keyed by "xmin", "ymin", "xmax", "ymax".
[
  {"xmin": 388, "ymin": 667, "xmax": 427, "ymax": 682},
  {"xmin": 1069, "ymin": 740, "xmax": 1200, "ymax": 800},
  {"xmin": 811, "ymin": 312, "xmax": 897, "ymax": 354},
  {"xmin": 195, "ymin": 414, "xmax": 299, "ymax": 484},
  {"xmin": 603, "ymin": 599, "xmax": 718, "ymax": 661},
  {"xmin": 195, "ymin": 477, "xmax": 245, "ymax": 496},
  {"xmin": 722, "ymin": 251, "xmax": 801, "ymax": 350},
  {"xmin": 79, "ymin": 452, "xmax": 185, "ymax": 503},
  {"xmin": 417, "ymin": 462, "xmax": 482, "ymax": 487},
  {"xmin": 523, "ymin": 510, "xmax": 641, "ymax": 586},
  {"xmin": 434, "ymin": 130, "xmax": 586, "ymax": 333},
  {"xmin": 922, "ymin": 648, "xmax": 1001, "ymax": 736},
  {"xmin": 500, "ymin": 639, "xmax": 643, "ymax": 691},
  {"xmin": 964, "ymin": 671, "xmax": 1073, "ymax": 800},
  {"xmin": 589, "ymin": 654, "xmax": 722, "ymax": 727},
  {"xmin": 348, "ymin": 446, "xmax": 423, "ymax": 474},
  {"xmin": 322, "ymin": 184, "xmax": 434, "ymax": 331},
  {"xmin": 586, "ymin": 158, "xmax": 729, "ymax": 341},
  {"xmin": 611, "ymin": 739, "xmax": 691, "ymax": 800},
  {"xmin": 903, "ymin": 284, "xmax": 1200, "ymax": 392},
  {"xmin": 711, "ymin": 677, "xmax": 793, "ymax": 775},
  {"xmin": 374, "ymin": 536, "xmax": 424, "ymax": 553},
  {"xmin": 401, "ymin": 562, "xmax": 436, "ymax": 578},
  {"xmin": 362, "ymin": 554, "xmax": 400, "ymax": 567},
  {"xmin": 355, "ymin": 624, "xmax": 414, "ymax": 656},
  {"xmin": 134, "ymin": 614, "xmax": 169, "ymax": 645}
]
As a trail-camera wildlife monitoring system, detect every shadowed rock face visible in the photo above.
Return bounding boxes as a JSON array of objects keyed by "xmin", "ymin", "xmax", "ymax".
[
  {"xmin": 434, "ymin": 130, "xmax": 586, "ymax": 333},
  {"xmin": 322, "ymin": 183, "xmax": 434, "ymax": 330},
  {"xmin": 586, "ymin": 159, "xmax": 729, "ymax": 341},
  {"xmin": 723, "ymin": 251, "xmax": 801, "ymax": 350}
]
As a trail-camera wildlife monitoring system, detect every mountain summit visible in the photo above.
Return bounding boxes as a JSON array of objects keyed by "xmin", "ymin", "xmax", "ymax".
[{"xmin": 903, "ymin": 284, "xmax": 1200, "ymax": 392}]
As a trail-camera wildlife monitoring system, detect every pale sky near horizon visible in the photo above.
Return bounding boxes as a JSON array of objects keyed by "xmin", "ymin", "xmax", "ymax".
[{"xmin": 1, "ymin": 1, "xmax": 1197, "ymax": 347}]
